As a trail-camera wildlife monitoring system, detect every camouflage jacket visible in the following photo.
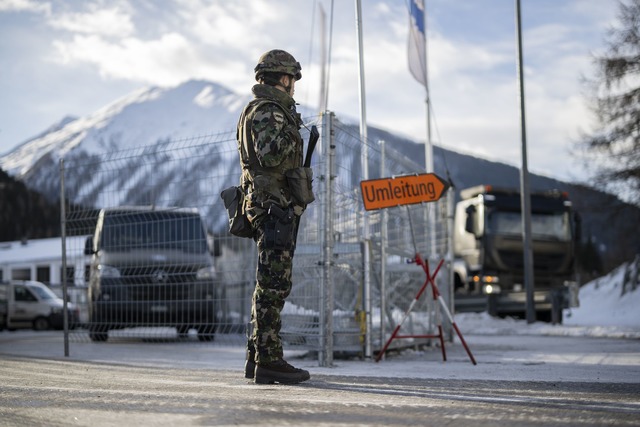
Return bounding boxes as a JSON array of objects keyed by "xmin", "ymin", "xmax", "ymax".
[{"xmin": 237, "ymin": 84, "xmax": 304, "ymax": 223}]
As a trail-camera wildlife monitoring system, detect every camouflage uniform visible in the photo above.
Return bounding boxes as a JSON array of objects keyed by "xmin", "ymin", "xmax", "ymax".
[{"xmin": 237, "ymin": 70, "xmax": 304, "ymax": 366}]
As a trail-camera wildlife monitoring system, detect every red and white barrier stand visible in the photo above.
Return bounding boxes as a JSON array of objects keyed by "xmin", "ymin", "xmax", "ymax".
[{"xmin": 375, "ymin": 252, "xmax": 477, "ymax": 365}]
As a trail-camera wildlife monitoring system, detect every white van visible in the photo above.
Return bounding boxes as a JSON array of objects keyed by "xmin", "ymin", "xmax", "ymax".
[{"xmin": 0, "ymin": 280, "xmax": 78, "ymax": 331}]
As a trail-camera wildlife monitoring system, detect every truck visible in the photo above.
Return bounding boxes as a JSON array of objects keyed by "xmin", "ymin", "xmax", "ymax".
[
  {"xmin": 452, "ymin": 185, "xmax": 580, "ymax": 323},
  {"xmin": 0, "ymin": 280, "xmax": 78, "ymax": 331},
  {"xmin": 84, "ymin": 207, "xmax": 218, "ymax": 342}
]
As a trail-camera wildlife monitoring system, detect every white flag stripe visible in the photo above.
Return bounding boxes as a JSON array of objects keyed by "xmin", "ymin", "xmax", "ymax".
[{"xmin": 408, "ymin": 0, "xmax": 426, "ymax": 87}]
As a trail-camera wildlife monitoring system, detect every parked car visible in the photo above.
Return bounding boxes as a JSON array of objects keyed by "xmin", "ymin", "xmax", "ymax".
[{"xmin": 0, "ymin": 280, "xmax": 78, "ymax": 331}]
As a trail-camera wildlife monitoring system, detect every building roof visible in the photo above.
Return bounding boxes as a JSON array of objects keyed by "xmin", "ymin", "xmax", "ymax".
[{"xmin": 0, "ymin": 236, "xmax": 89, "ymax": 265}]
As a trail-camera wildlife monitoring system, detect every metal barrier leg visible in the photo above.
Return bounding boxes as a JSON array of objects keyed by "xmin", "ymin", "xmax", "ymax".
[{"xmin": 376, "ymin": 255, "xmax": 477, "ymax": 365}]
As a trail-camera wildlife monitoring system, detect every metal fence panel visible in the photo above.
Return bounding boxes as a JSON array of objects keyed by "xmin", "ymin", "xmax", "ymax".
[{"xmin": 61, "ymin": 112, "xmax": 451, "ymax": 362}]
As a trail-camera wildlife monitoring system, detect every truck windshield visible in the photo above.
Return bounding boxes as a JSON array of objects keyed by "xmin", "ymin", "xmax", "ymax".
[
  {"xmin": 101, "ymin": 212, "xmax": 208, "ymax": 253},
  {"xmin": 488, "ymin": 211, "xmax": 571, "ymax": 241}
]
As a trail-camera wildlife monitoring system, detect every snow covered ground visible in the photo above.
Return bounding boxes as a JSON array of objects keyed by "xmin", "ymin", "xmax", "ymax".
[{"xmin": 563, "ymin": 260, "xmax": 640, "ymax": 330}]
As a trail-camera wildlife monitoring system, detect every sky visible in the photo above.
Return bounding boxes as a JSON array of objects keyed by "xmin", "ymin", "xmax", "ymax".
[{"xmin": 0, "ymin": 0, "xmax": 623, "ymax": 183}]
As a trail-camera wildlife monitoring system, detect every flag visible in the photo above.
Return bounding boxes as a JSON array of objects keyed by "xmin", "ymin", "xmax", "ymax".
[
  {"xmin": 408, "ymin": 0, "xmax": 426, "ymax": 87},
  {"xmin": 318, "ymin": 3, "xmax": 328, "ymax": 113}
]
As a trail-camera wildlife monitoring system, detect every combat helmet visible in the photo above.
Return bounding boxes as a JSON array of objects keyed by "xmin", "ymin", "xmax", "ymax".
[{"xmin": 254, "ymin": 49, "xmax": 302, "ymax": 82}]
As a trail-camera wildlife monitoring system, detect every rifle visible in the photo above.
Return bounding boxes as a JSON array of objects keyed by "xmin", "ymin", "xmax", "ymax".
[
  {"xmin": 304, "ymin": 125, "xmax": 319, "ymax": 168},
  {"xmin": 291, "ymin": 125, "xmax": 319, "ymax": 249}
]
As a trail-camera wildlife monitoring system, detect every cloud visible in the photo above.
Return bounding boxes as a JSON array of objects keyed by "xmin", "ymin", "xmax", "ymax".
[
  {"xmin": 0, "ymin": 0, "xmax": 50, "ymax": 14},
  {"xmin": 174, "ymin": 0, "xmax": 281, "ymax": 50},
  {"xmin": 45, "ymin": 1, "xmax": 318, "ymax": 92},
  {"xmin": 48, "ymin": 3, "xmax": 134, "ymax": 38},
  {"xmin": 52, "ymin": 32, "xmax": 230, "ymax": 86}
]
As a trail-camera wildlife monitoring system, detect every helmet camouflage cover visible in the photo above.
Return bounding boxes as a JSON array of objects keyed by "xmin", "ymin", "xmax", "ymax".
[{"xmin": 254, "ymin": 49, "xmax": 302, "ymax": 81}]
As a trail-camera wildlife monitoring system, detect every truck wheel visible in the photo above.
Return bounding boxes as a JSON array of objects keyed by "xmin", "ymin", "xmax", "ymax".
[
  {"xmin": 177, "ymin": 325, "xmax": 191, "ymax": 338},
  {"xmin": 551, "ymin": 306, "xmax": 563, "ymax": 325},
  {"xmin": 33, "ymin": 317, "xmax": 50, "ymax": 331},
  {"xmin": 197, "ymin": 325, "xmax": 215, "ymax": 342},
  {"xmin": 536, "ymin": 310, "xmax": 551, "ymax": 323},
  {"xmin": 487, "ymin": 294, "xmax": 498, "ymax": 317},
  {"xmin": 89, "ymin": 325, "xmax": 108, "ymax": 342},
  {"xmin": 551, "ymin": 291, "xmax": 564, "ymax": 325},
  {"xmin": 89, "ymin": 332, "xmax": 108, "ymax": 342}
]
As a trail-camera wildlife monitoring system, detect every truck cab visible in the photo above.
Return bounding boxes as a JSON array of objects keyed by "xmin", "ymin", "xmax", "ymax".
[{"xmin": 452, "ymin": 185, "xmax": 580, "ymax": 323}]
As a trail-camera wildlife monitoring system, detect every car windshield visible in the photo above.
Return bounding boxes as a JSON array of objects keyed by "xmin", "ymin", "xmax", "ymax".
[
  {"xmin": 101, "ymin": 211, "xmax": 208, "ymax": 253},
  {"xmin": 28, "ymin": 284, "xmax": 58, "ymax": 300},
  {"xmin": 488, "ymin": 211, "xmax": 571, "ymax": 241}
]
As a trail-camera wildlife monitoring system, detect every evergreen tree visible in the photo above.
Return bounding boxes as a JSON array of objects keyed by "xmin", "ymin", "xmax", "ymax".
[
  {"xmin": 0, "ymin": 168, "xmax": 61, "ymax": 242},
  {"xmin": 578, "ymin": 0, "xmax": 640, "ymax": 206}
]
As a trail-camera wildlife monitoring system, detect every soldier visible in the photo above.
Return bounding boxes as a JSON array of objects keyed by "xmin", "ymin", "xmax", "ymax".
[{"xmin": 236, "ymin": 49, "xmax": 311, "ymax": 384}]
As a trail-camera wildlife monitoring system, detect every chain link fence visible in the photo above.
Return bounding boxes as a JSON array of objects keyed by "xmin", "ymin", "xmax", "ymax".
[{"xmin": 60, "ymin": 111, "xmax": 452, "ymax": 364}]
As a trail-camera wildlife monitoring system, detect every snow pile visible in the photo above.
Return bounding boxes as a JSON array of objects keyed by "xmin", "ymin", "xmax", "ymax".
[
  {"xmin": 564, "ymin": 255, "xmax": 640, "ymax": 328},
  {"xmin": 454, "ymin": 256, "xmax": 640, "ymax": 339}
]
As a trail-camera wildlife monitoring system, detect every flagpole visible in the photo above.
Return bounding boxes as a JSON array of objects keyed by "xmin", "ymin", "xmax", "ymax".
[
  {"xmin": 422, "ymin": 1, "xmax": 437, "ymax": 261},
  {"xmin": 318, "ymin": 3, "xmax": 327, "ymax": 112},
  {"xmin": 355, "ymin": 0, "xmax": 372, "ymax": 359},
  {"xmin": 515, "ymin": 0, "xmax": 536, "ymax": 324},
  {"xmin": 413, "ymin": 0, "xmax": 436, "ymax": 258},
  {"xmin": 423, "ymin": 1, "xmax": 432, "ymax": 176}
]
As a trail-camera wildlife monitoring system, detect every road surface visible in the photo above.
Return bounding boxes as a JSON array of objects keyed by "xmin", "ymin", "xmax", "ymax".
[{"xmin": 0, "ymin": 330, "xmax": 639, "ymax": 426}]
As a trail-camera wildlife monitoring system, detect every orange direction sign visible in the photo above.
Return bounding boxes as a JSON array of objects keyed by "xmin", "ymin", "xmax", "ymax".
[{"xmin": 360, "ymin": 173, "xmax": 450, "ymax": 211}]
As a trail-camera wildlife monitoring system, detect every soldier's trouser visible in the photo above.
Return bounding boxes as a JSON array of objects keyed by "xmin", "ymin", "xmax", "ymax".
[{"xmin": 248, "ymin": 213, "xmax": 298, "ymax": 364}]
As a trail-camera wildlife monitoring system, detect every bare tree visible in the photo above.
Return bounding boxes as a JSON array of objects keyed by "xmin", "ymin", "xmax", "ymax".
[{"xmin": 578, "ymin": 0, "xmax": 640, "ymax": 206}]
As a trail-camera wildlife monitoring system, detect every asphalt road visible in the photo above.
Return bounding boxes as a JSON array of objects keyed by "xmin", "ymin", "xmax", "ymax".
[
  {"xmin": 1, "ymin": 330, "xmax": 639, "ymax": 426},
  {"xmin": 1, "ymin": 356, "xmax": 639, "ymax": 426}
]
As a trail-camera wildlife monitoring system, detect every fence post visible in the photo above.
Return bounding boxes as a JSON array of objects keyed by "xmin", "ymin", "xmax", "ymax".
[
  {"xmin": 447, "ymin": 187, "xmax": 456, "ymax": 341},
  {"xmin": 319, "ymin": 111, "xmax": 335, "ymax": 367},
  {"xmin": 379, "ymin": 140, "xmax": 388, "ymax": 357},
  {"xmin": 59, "ymin": 158, "xmax": 69, "ymax": 357}
]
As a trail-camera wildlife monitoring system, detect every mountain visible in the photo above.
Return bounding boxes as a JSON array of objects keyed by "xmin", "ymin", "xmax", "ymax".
[
  {"xmin": 1, "ymin": 80, "xmax": 247, "ymax": 180},
  {"xmin": 1, "ymin": 79, "xmax": 638, "ymax": 273}
]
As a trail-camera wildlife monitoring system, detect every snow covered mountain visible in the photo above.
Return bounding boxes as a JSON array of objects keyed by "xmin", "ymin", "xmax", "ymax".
[{"xmin": 1, "ymin": 80, "xmax": 247, "ymax": 177}]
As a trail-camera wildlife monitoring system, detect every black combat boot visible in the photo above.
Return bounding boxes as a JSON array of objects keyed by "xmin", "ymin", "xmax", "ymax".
[
  {"xmin": 254, "ymin": 359, "xmax": 310, "ymax": 384},
  {"xmin": 245, "ymin": 347, "xmax": 256, "ymax": 379}
]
